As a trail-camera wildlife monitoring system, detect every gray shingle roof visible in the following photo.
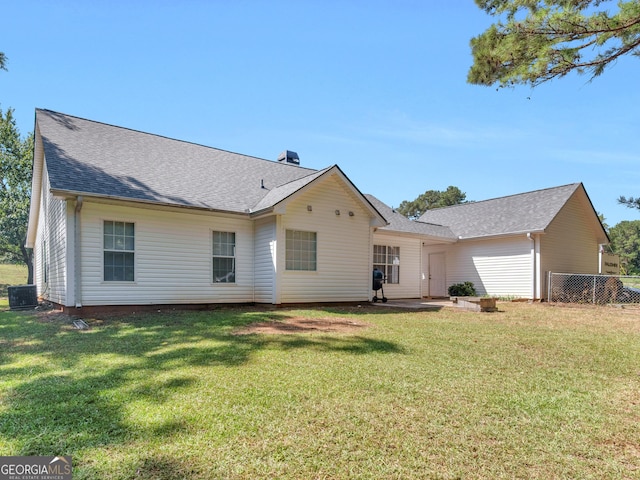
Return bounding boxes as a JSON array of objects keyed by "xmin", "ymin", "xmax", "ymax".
[
  {"xmin": 365, "ymin": 194, "xmax": 457, "ymax": 240},
  {"xmin": 251, "ymin": 167, "xmax": 332, "ymax": 213},
  {"xmin": 418, "ymin": 183, "xmax": 583, "ymax": 239},
  {"xmin": 36, "ymin": 109, "xmax": 321, "ymax": 213},
  {"xmin": 36, "ymin": 110, "xmax": 596, "ymax": 244}
]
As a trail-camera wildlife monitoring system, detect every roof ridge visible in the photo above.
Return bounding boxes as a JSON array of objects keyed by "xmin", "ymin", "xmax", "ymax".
[
  {"xmin": 250, "ymin": 167, "xmax": 333, "ymax": 210},
  {"xmin": 413, "ymin": 219, "xmax": 449, "ymax": 228},
  {"xmin": 35, "ymin": 108, "xmax": 317, "ymax": 172},
  {"xmin": 424, "ymin": 182, "xmax": 581, "ymax": 213},
  {"xmin": 271, "ymin": 165, "xmax": 334, "ymax": 189}
]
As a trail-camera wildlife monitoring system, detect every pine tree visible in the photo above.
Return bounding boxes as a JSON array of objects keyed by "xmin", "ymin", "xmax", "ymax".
[{"xmin": 468, "ymin": 0, "xmax": 640, "ymax": 88}]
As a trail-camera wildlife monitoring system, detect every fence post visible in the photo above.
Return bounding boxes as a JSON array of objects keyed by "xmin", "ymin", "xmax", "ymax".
[
  {"xmin": 547, "ymin": 271, "xmax": 552, "ymax": 302},
  {"xmin": 592, "ymin": 276, "xmax": 596, "ymax": 304}
]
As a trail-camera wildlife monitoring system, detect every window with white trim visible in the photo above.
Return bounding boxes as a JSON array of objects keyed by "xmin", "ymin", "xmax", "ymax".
[
  {"xmin": 104, "ymin": 221, "xmax": 135, "ymax": 281},
  {"xmin": 373, "ymin": 245, "xmax": 400, "ymax": 284},
  {"xmin": 286, "ymin": 230, "xmax": 317, "ymax": 271},
  {"xmin": 213, "ymin": 231, "xmax": 236, "ymax": 283}
]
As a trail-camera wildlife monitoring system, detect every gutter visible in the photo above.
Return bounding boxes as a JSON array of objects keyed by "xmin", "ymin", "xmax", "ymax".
[
  {"xmin": 374, "ymin": 228, "xmax": 457, "ymax": 243},
  {"xmin": 26, "ymin": 125, "xmax": 44, "ymax": 249},
  {"xmin": 456, "ymin": 229, "xmax": 545, "ymax": 242},
  {"xmin": 50, "ymin": 189, "xmax": 251, "ymax": 218}
]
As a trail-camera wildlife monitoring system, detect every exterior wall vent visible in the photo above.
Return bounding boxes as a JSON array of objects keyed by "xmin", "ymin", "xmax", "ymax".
[{"xmin": 277, "ymin": 150, "xmax": 300, "ymax": 165}]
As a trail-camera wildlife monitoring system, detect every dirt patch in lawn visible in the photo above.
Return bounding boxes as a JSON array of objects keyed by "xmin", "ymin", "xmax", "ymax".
[
  {"xmin": 233, "ymin": 317, "xmax": 370, "ymax": 335},
  {"xmin": 34, "ymin": 308, "xmax": 72, "ymax": 322},
  {"xmin": 28, "ymin": 306, "xmax": 372, "ymax": 335}
]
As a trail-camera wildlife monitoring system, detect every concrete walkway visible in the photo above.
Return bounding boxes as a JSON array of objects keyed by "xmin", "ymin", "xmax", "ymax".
[{"xmin": 370, "ymin": 298, "xmax": 454, "ymax": 310}]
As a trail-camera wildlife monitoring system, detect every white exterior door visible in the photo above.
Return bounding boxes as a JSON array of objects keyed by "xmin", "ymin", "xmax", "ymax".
[{"xmin": 428, "ymin": 252, "xmax": 447, "ymax": 297}]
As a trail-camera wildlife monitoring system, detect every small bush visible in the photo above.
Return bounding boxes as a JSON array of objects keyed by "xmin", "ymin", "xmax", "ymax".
[{"xmin": 448, "ymin": 282, "xmax": 476, "ymax": 297}]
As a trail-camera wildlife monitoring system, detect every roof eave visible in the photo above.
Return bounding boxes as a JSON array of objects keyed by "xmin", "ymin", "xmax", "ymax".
[
  {"xmin": 375, "ymin": 227, "xmax": 457, "ymax": 243},
  {"xmin": 248, "ymin": 206, "xmax": 275, "ymax": 218},
  {"xmin": 456, "ymin": 229, "xmax": 546, "ymax": 241},
  {"xmin": 49, "ymin": 189, "xmax": 251, "ymax": 217},
  {"xmin": 25, "ymin": 121, "xmax": 44, "ymax": 248}
]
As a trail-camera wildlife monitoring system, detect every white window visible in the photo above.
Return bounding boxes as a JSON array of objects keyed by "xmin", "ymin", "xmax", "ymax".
[
  {"xmin": 213, "ymin": 231, "xmax": 236, "ymax": 282},
  {"xmin": 286, "ymin": 230, "xmax": 317, "ymax": 271},
  {"xmin": 104, "ymin": 221, "xmax": 135, "ymax": 282},
  {"xmin": 373, "ymin": 245, "xmax": 400, "ymax": 284}
]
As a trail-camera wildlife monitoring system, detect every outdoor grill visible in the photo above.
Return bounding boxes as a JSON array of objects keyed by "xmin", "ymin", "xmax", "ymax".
[{"xmin": 372, "ymin": 268, "xmax": 387, "ymax": 303}]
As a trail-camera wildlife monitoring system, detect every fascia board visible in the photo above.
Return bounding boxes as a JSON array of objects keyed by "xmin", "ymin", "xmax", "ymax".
[
  {"xmin": 25, "ymin": 122, "xmax": 44, "ymax": 248},
  {"xmin": 48, "ymin": 189, "xmax": 251, "ymax": 218}
]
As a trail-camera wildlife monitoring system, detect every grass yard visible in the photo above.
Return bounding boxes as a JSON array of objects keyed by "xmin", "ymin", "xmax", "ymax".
[
  {"xmin": 0, "ymin": 263, "xmax": 28, "ymax": 296},
  {"xmin": 0, "ymin": 301, "xmax": 638, "ymax": 479}
]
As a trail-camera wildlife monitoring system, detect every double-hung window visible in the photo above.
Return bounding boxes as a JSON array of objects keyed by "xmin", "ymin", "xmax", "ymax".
[
  {"xmin": 104, "ymin": 221, "xmax": 135, "ymax": 282},
  {"xmin": 373, "ymin": 245, "xmax": 400, "ymax": 284},
  {"xmin": 286, "ymin": 230, "xmax": 317, "ymax": 271},
  {"xmin": 213, "ymin": 231, "xmax": 236, "ymax": 283}
]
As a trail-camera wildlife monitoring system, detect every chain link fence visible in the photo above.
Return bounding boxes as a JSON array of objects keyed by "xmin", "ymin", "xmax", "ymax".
[{"xmin": 548, "ymin": 273, "xmax": 640, "ymax": 304}]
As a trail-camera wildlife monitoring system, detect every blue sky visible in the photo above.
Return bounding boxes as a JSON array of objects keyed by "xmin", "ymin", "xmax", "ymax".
[{"xmin": 2, "ymin": 0, "xmax": 638, "ymax": 227}]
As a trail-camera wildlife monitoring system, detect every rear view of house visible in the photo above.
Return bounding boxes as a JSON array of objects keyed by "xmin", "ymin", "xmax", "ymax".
[
  {"xmin": 417, "ymin": 184, "xmax": 610, "ymax": 300},
  {"xmin": 26, "ymin": 109, "xmax": 609, "ymax": 310},
  {"xmin": 365, "ymin": 184, "xmax": 608, "ymax": 301},
  {"xmin": 26, "ymin": 109, "xmax": 386, "ymax": 311}
]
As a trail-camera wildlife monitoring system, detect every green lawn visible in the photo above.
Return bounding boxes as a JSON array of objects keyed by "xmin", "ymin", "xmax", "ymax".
[
  {"xmin": 0, "ymin": 263, "xmax": 28, "ymax": 296},
  {"xmin": 0, "ymin": 302, "xmax": 638, "ymax": 479}
]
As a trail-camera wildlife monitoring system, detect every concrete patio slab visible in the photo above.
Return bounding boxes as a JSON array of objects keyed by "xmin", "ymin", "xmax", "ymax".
[{"xmin": 370, "ymin": 299, "xmax": 453, "ymax": 310}]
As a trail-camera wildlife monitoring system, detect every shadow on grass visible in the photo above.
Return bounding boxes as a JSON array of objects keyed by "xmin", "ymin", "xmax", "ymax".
[
  {"xmin": 0, "ymin": 307, "xmax": 404, "ymax": 457},
  {"xmin": 260, "ymin": 335, "xmax": 404, "ymax": 355},
  {"xmin": 317, "ymin": 303, "xmax": 445, "ymax": 316}
]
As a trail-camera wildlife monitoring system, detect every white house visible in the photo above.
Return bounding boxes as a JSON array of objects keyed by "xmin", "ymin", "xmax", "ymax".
[
  {"xmin": 415, "ymin": 183, "xmax": 608, "ymax": 300},
  {"xmin": 26, "ymin": 109, "xmax": 386, "ymax": 311},
  {"xmin": 26, "ymin": 109, "xmax": 609, "ymax": 311}
]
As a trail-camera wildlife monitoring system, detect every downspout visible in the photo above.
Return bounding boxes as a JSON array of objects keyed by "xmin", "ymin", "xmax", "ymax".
[
  {"xmin": 274, "ymin": 215, "xmax": 282, "ymax": 305},
  {"xmin": 251, "ymin": 220, "xmax": 255, "ymax": 304},
  {"xmin": 527, "ymin": 232, "xmax": 541, "ymax": 300},
  {"xmin": 74, "ymin": 196, "xmax": 83, "ymax": 308},
  {"xmin": 534, "ymin": 234, "xmax": 541, "ymax": 300}
]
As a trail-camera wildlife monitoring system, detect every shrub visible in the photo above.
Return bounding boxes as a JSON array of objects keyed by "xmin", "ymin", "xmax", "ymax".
[{"xmin": 448, "ymin": 282, "xmax": 476, "ymax": 297}]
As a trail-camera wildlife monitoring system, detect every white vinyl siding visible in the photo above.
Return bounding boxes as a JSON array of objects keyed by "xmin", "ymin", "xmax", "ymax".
[
  {"xmin": 541, "ymin": 192, "xmax": 601, "ymax": 276},
  {"xmin": 34, "ymin": 163, "xmax": 68, "ymax": 305},
  {"xmin": 538, "ymin": 192, "xmax": 603, "ymax": 299},
  {"xmin": 254, "ymin": 217, "xmax": 277, "ymax": 303},
  {"xmin": 466, "ymin": 238, "xmax": 532, "ymax": 297},
  {"xmin": 78, "ymin": 202, "xmax": 254, "ymax": 305},
  {"xmin": 33, "ymin": 186, "xmax": 46, "ymax": 295},
  {"xmin": 424, "ymin": 236, "xmax": 533, "ymax": 298},
  {"xmin": 34, "ymin": 168, "xmax": 381, "ymax": 307},
  {"xmin": 279, "ymin": 174, "xmax": 372, "ymax": 303},
  {"xmin": 372, "ymin": 233, "xmax": 422, "ymax": 299}
]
